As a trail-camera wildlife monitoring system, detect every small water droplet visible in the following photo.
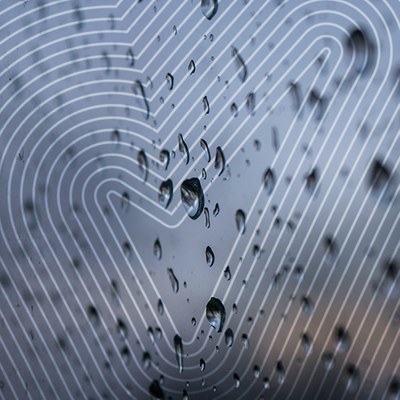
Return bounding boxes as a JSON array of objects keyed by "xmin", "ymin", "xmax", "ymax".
[
  {"xmin": 116, "ymin": 318, "xmax": 128, "ymax": 340},
  {"xmin": 235, "ymin": 209, "xmax": 246, "ymax": 234},
  {"xmin": 123, "ymin": 241, "xmax": 131, "ymax": 260},
  {"xmin": 174, "ymin": 334, "xmax": 184, "ymax": 373},
  {"xmin": 202, "ymin": 168, "xmax": 207, "ymax": 179},
  {"xmin": 180, "ymin": 178, "xmax": 205, "ymax": 220},
  {"xmin": 157, "ymin": 299, "xmax": 164, "ymax": 316},
  {"xmin": 126, "ymin": 48, "xmax": 134, "ymax": 66},
  {"xmin": 178, "ymin": 134, "xmax": 190, "ymax": 165},
  {"xmin": 224, "ymin": 266, "xmax": 231, "ymax": 281},
  {"xmin": 293, "ymin": 265, "xmax": 304, "ymax": 280},
  {"xmin": 263, "ymin": 377, "xmax": 270, "ymax": 389},
  {"xmin": 200, "ymin": 358, "xmax": 206, "ymax": 371},
  {"xmin": 324, "ymin": 235, "xmax": 339, "ymax": 265},
  {"xmin": 121, "ymin": 346, "xmax": 130, "ymax": 365},
  {"xmin": 203, "ymin": 96, "xmax": 210, "ymax": 114},
  {"xmin": 155, "ymin": 327, "xmax": 162, "ymax": 340},
  {"xmin": 322, "ymin": 351, "xmax": 335, "ymax": 370},
  {"xmin": 166, "ymin": 73, "xmax": 174, "ymax": 90},
  {"xmin": 204, "ymin": 207, "xmax": 210, "ymax": 228},
  {"xmin": 143, "ymin": 351, "xmax": 151, "ymax": 369},
  {"xmin": 224, "ymin": 328, "xmax": 234, "ymax": 347},
  {"xmin": 232, "ymin": 303, "xmax": 238, "ymax": 314},
  {"xmin": 172, "ymin": 25, "xmax": 177, "ymax": 35},
  {"xmin": 201, "ymin": 0, "xmax": 218, "ymax": 20},
  {"xmin": 253, "ymin": 139, "xmax": 261, "ymax": 151},
  {"xmin": 188, "ymin": 59, "xmax": 196, "ymax": 74},
  {"xmin": 259, "ymin": 309, "xmax": 265, "ymax": 318},
  {"xmin": 276, "ymin": 360, "xmax": 285, "ymax": 384},
  {"xmin": 335, "ymin": 326, "xmax": 350, "ymax": 352},
  {"xmin": 121, "ymin": 192, "xmax": 130, "ymax": 212},
  {"xmin": 191, "ymin": 317, "xmax": 196, "ymax": 326},
  {"xmin": 213, "ymin": 203, "xmax": 220, "ymax": 217},
  {"xmin": 253, "ymin": 245, "xmax": 261, "ymax": 259},
  {"xmin": 213, "ymin": 386, "xmax": 217, "ymax": 392},
  {"xmin": 154, "ymin": 238, "xmax": 162, "ymax": 260},
  {"xmin": 149, "ymin": 380, "xmax": 164, "ymax": 399},
  {"xmin": 345, "ymin": 363, "xmax": 359, "ymax": 393},
  {"xmin": 305, "ymin": 167, "xmax": 318, "ymax": 196},
  {"xmin": 230, "ymin": 103, "xmax": 238, "ymax": 117},
  {"xmin": 159, "ymin": 149, "xmax": 170, "ymax": 170},
  {"xmin": 301, "ymin": 295, "xmax": 314, "ymax": 316},
  {"xmin": 233, "ymin": 373, "xmax": 240, "ymax": 388},
  {"xmin": 148, "ymin": 327, "xmax": 155, "ymax": 344},
  {"xmin": 246, "ymin": 92, "xmax": 255, "ymax": 116},
  {"xmin": 206, "ymin": 297, "xmax": 226, "ymax": 332},
  {"xmin": 209, "ymin": 33, "xmax": 214, "ymax": 42},
  {"xmin": 132, "ymin": 80, "xmax": 150, "ymax": 120},
  {"xmin": 231, "ymin": 46, "xmax": 247, "ymax": 83},
  {"xmin": 200, "ymin": 139, "xmax": 211, "ymax": 162},
  {"xmin": 263, "ymin": 168, "xmax": 276, "ymax": 194},
  {"xmin": 253, "ymin": 365, "xmax": 260, "ymax": 378},
  {"xmin": 271, "ymin": 127, "xmax": 279, "ymax": 152},
  {"xmin": 288, "ymin": 81, "xmax": 303, "ymax": 117},
  {"xmin": 110, "ymin": 280, "xmax": 120, "ymax": 307},
  {"xmin": 241, "ymin": 334, "xmax": 249, "ymax": 349},
  {"xmin": 247, "ymin": 317, "xmax": 253, "ymax": 326},
  {"xmin": 300, "ymin": 332, "xmax": 313, "ymax": 354},
  {"xmin": 205, "ymin": 246, "xmax": 214, "ymax": 267},
  {"xmin": 87, "ymin": 305, "xmax": 100, "ymax": 327},
  {"xmin": 214, "ymin": 146, "xmax": 225, "ymax": 176},
  {"xmin": 158, "ymin": 179, "xmax": 173, "ymax": 209},
  {"xmin": 167, "ymin": 269, "xmax": 179, "ymax": 293}
]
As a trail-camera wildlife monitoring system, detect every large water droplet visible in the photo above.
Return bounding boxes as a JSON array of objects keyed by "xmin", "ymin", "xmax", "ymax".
[
  {"xmin": 224, "ymin": 266, "xmax": 231, "ymax": 281},
  {"xmin": 143, "ymin": 351, "xmax": 152, "ymax": 369},
  {"xmin": 154, "ymin": 238, "xmax": 162, "ymax": 260},
  {"xmin": 121, "ymin": 346, "xmax": 130, "ymax": 365},
  {"xmin": 335, "ymin": 326, "xmax": 350, "ymax": 352},
  {"xmin": 263, "ymin": 377, "xmax": 270, "ymax": 389},
  {"xmin": 203, "ymin": 96, "xmax": 210, "ymax": 114},
  {"xmin": 149, "ymin": 380, "xmax": 164, "ymax": 400},
  {"xmin": 110, "ymin": 280, "xmax": 120, "ymax": 308},
  {"xmin": 205, "ymin": 246, "xmax": 214, "ymax": 267},
  {"xmin": 225, "ymin": 328, "xmax": 234, "ymax": 347},
  {"xmin": 167, "ymin": 268, "xmax": 179, "ymax": 293},
  {"xmin": 180, "ymin": 178, "xmax": 204, "ymax": 220},
  {"xmin": 133, "ymin": 80, "xmax": 150, "ymax": 120},
  {"xmin": 301, "ymin": 295, "xmax": 314, "ymax": 316},
  {"xmin": 214, "ymin": 146, "xmax": 225, "ymax": 176},
  {"xmin": 174, "ymin": 334, "xmax": 184, "ymax": 373},
  {"xmin": 235, "ymin": 209, "xmax": 246, "ymax": 234},
  {"xmin": 241, "ymin": 334, "xmax": 249, "ymax": 349},
  {"xmin": 246, "ymin": 92, "xmax": 255, "ymax": 116},
  {"xmin": 178, "ymin": 134, "xmax": 190, "ymax": 165},
  {"xmin": 231, "ymin": 103, "xmax": 238, "ymax": 117},
  {"xmin": 201, "ymin": 0, "xmax": 218, "ymax": 20},
  {"xmin": 200, "ymin": 358, "xmax": 206, "ymax": 371},
  {"xmin": 263, "ymin": 168, "xmax": 276, "ymax": 194},
  {"xmin": 344, "ymin": 363, "xmax": 359, "ymax": 393},
  {"xmin": 276, "ymin": 360, "xmax": 285, "ymax": 384},
  {"xmin": 233, "ymin": 373, "xmax": 240, "ymax": 388},
  {"xmin": 158, "ymin": 179, "xmax": 173, "ymax": 209},
  {"xmin": 157, "ymin": 299, "xmax": 164, "ymax": 316},
  {"xmin": 166, "ymin": 73, "xmax": 174, "ymax": 90},
  {"xmin": 231, "ymin": 46, "xmax": 247, "ymax": 83},
  {"xmin": 182, "ymin": 389, "xmax": 189, "ymax": 400},
  {"xmin": 206, "ymin": 297, "xmax": 226, "ymax": 332},
  {"xmin": 200, "ymin": 139, "xmax": 211, "ymax": 162},
  {"xmin": 159, "ymin": 149, "xmax": 170, "ymax": 170},
  {"xmin": 188, "ymin": 59, "xmax": 196, "ymax": 74},
  {"xmin": 116, "ymin": 318, "xmax": 128, "ymax": 340},
  {"xmin": 321, "ymin": 351, "xmax": 335, "ymax": 370},
  {"xmin": 300, "ymin": 332, "xmax": 313, "ymax": 354},
  {"xmin": 88, "ymin": 305, "xmax": 100, "ymax": 327}
]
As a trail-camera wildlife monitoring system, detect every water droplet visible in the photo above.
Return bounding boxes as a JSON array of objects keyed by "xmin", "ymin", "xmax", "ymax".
[
  {"xmin": 143, "ymin": 351, "xmax": 151, "ymax": 369},
  {"xmin": 204, "ymin": 207, "xmax": 210, "ymax": 228},
  {"xmin": 224, "ymin": 328, "xmax": 234, "ymax": 347},
  {"xmin": 273, "ymin": 273, "xmax": 281, "ymax": 291},
  {"xmin": 200, "ymin": 139, "xmax": 211, "ymax": 162},
  {"xmin": 335, "ymin": 326, "xmax": 350, "ymax": 352},
  {"xmin": 149, "ymin": 380, "xmax": 164, "ymax": 400},
  {"xmin": 201, "ymin": 0, "xmax": 218, "ymax": 20},
  {"xmin": 126, "ymin": 48, "xmax": 134, "ymax": 66},
  {"xmin": 172, "ymin": 25, "xmax": 177, "ymax": 35},
  {"xmin": 110, "ymin": 280, "xmax": 120, "ymax": 307},
  {"xmin": 263, "ymin": 168, "xmax": 276, "ymax": 194},
  {"xmin": 276, "ymin": 360, "xmax": 285, "ymax": 384},
  {"xmin": 321, "ymin": 351, "xmax": 335, "ymax": 370},
  {"xmin": 209, "ymin": 33, "xmax": 214, "ymax": 42},
  {"xmin": 231, "ymin": 46, "xmax": 247, "ymax": 83},
  {"xmin": 167, "ymin": 269, "xmax": 179, "ymax": 293},
  {"xmin": 301, "ymin": 295, "xmax": 314, "ymax": 316},
  {"xmin": 159, "ymin": 150, "xmax": 170, "ymax": 170},
  {"xmin": 178, "ymin": 134, "xmax": 190, "ymax": 165},
  {"xmin": 293, "ymin": 265, "xmax": 304, "ymax": 280},
  {"xmin": 166, "ymin": 73, "xmax": 174, "ymax": 90},
  {"xmin": 230, "ymin": 103, "xmax": 238, "ymax": 117},
  {"xmin": 132, "ymin": 80, "xmax": 150, "ymax": 120},
  {"xmin": 233, "ymin": 373, "xmax": 240, "ymax": 388},
  {"xmin": 202, "ymin": 96, "xmax": 210, "ymax": 115},
  {"xmin": 188, "ymin": 59, "xmax": 196, "ymax": 74},
  {"xmin": 202, "ymin": 168, "xmax": 207, "ymax": 179},
  {"xmin": 121, "ymin": 346, "xmax": 130, "ymax": 365},
  {"xmin": 235, "ymin": 209, "xmax": 246, "ymax": 234},
  {"xmin": 87, "ymin": 305, "xmax": 100, "ymax": 327},
  {"xmin": 111, "ymin": 129, "xmax": 120, "ymax": 146},
  {"xmin": 253, "ymin": 139, "xmax": 261, "ymax": 151},
  {"xmin": 300, "ymin": 332, "xmax": 313, "ymax": 354},
  {"xmin": 247, "ymin": 317, "xmax": 253, "ymax": 326},
  {"xmin": 158, "ymin": 179, "xmax": 173, "ymax": 209},
  {"xmin": 213, "ymin": 386, "xmax": 217, "ymax": 392},
  {"xmin": 157, "ymin": 299, "xmax": 164, "ymax": 316},
  {"xmin": 116, "ymin": 318, "xmax": 128, "ymax": 340},
  {"xmin": 200, "ymin": 358, "xmax": 206, "ymax": 371},
  {"xmin": 191, "ymin": 317, "xmax": 196, "ymax": 326},
  {"xmin": 122, "ymin": 241, "xmax": 131, "ymax": 260},
  {"xmin": 214, "ymin": 146, "xmax": 225, "ymax": 176},
  {"xmin": 205, "ymin": 246, "xmax": 214, "ymax": 267},
  {"xmin": 246, "ymin": 92, "xmax": 255, "ymax": 116},
  {"xmin": 345, "ymin": 363, "xmax": 359, "ymax": 393},
  {"xmin": 159, "ymin": 375, "xmax": 164, "ymax": 385},
  {"xmin": 174, "ymin": 334, "xmax": 184, "ymax": 373},
  {"xmin": 224, "ymin": 266, "xmax": 231, "ymax": 281},
  {"xmin": 213, "ymin": 203, "xmax": 220, "ymax": 217},
  {"xmin": 180, "ymin": 178, "xmax": 205, "ymax": 220},
  {"xmin": 253, "ymin": 245, "xmax": 261, "ymax": 259},
  {"xmin": 263, "ymin": 377, "xmax": 270, "ymax": 389},
  {"xmin": 305, "ymin": 167, "xmax": 318, "ymax": 196},
  {"xmin": 206, "ymin": 297, "xmax": 226, "ymax": 332},
  {"xmin": 253, "ymin": 365, "xmax": 260, "ymax": 378},
  {"xmin": 232, "ymin": 303, "xmax": 238, "ymax": 314},
  {"xmin": 324, "ymin": 235, "xmax": 339, "ymax": 265},
  {"xmin": 241, "ymin": 334, "xmax": 249, "ymax": 349},
  {"xmin": 148, "ymin": 327, "xmax": 155, "ymax": 344},
  {"xmin": 388, "ymin": 377, "xmax": 400, "ymax": 398},
  {"xmin": 155, "ymin": 327, "xmax": 162, "ymax": 340},
  {"xmin": 288, "ymin": 81, "xmax": 303, "ymax": 117},
  {"xmin": 369, "ymin": 159, "xmax": 395, "ymax": 202},
  {"xmin": 121, "ymin": 192, "xmax": 130, "ymax": 212},
  {"xmin": 259, "ymin": 309, "xmax": 265, "ymax": 318},
  {"xmin": 154, "ymin": 238, "xmax": 162, "ymax": 260},
  {"xmin": 271, "ymin": 127, "xmax": 279, "ymax": 152}
]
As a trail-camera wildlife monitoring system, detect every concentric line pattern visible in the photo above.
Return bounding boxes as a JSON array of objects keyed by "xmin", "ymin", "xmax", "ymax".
[{"xmin": 1, "ymin": 0, "xmax": 400, "ymax": 399}]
